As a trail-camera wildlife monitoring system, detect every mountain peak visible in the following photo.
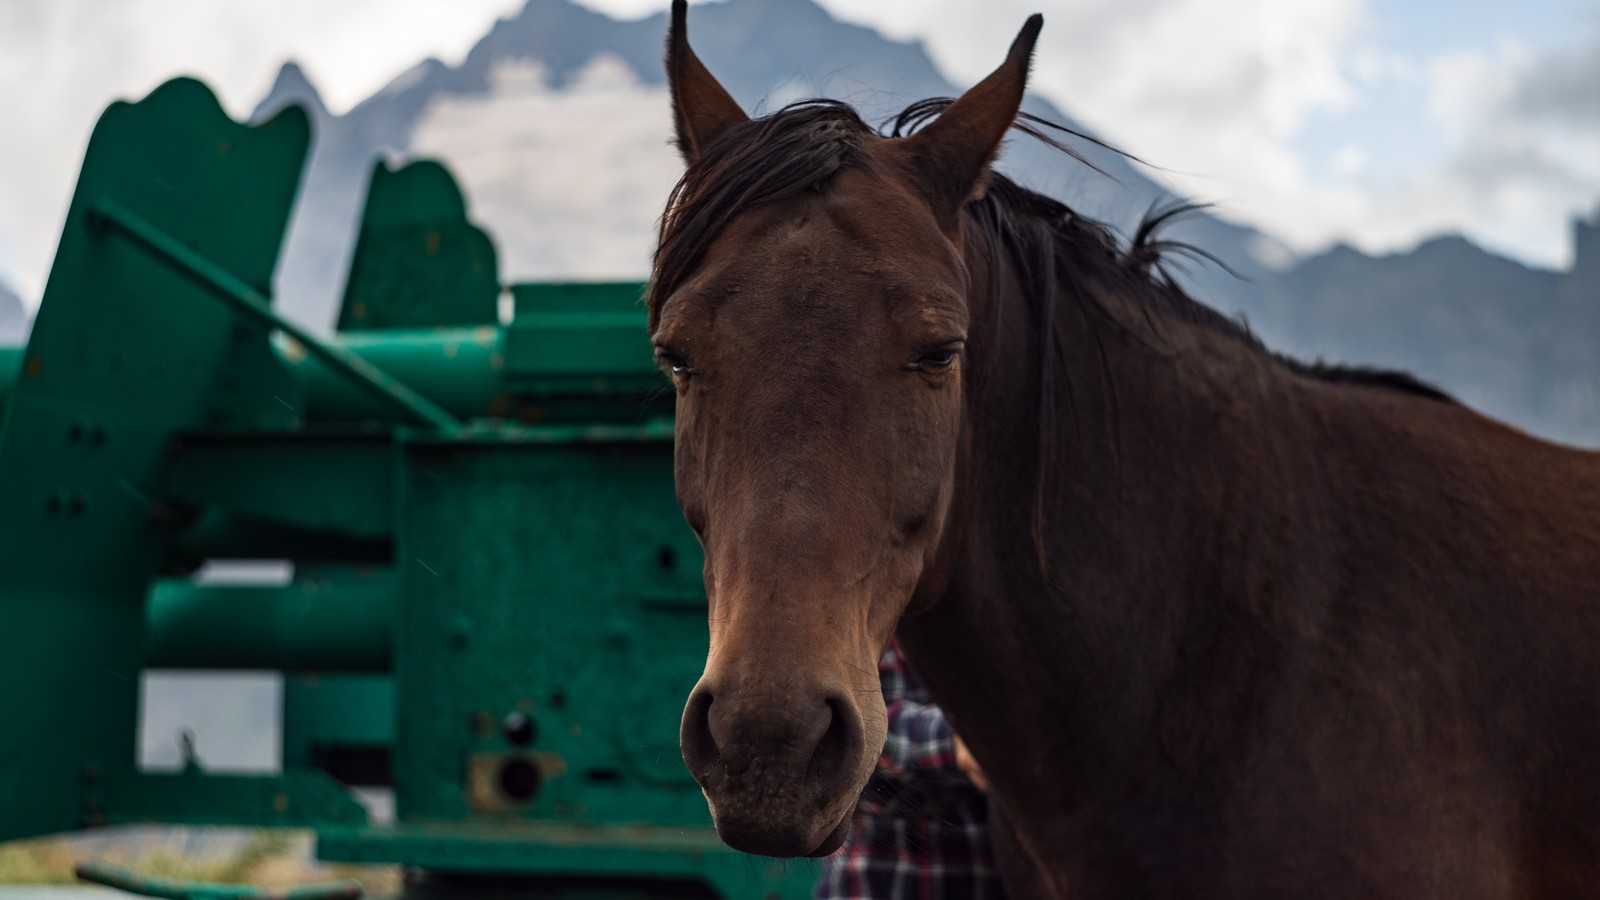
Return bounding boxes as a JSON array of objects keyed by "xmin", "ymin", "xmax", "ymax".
[{"xmin": 252, "ymin": 60, "xmax": 327, "ymax": 124}]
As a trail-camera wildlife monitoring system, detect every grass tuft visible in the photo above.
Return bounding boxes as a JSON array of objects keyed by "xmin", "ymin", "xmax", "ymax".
[{"xmin": 0, "ymin": 829, "xmax": 399, "ymax": 893}]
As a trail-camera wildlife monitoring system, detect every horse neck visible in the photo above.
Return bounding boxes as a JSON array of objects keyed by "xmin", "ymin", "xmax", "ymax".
[{"xmin": 897, "ymin": 221, "xmax": 1316, "ymax": 822}]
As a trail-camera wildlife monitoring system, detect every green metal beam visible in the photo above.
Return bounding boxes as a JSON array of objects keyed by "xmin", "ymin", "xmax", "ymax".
[
  {"xmin": 316, "ymin": 822, "xmax": 818, "ymax": 888},
  {"xmin": 88, "ymin": 197, "xmax": 461, "ymax": 434},
  {"xmin": 164, "ymin": 433, "xmax": 395, "ymax": 541},
  {"xmin": 145, "ymin": 578, "xmax": 394, "ymax": 672},
  {"xmin": 102, "ymin": 770, "xmax": 368, "ymax": 829},
  {"xmin": 285, "ymin": 327, "xmax": 505, "ymax": 423},
  {"xmin": 504, "ymin": 283, "xmax": 661, "ymax": 395}
]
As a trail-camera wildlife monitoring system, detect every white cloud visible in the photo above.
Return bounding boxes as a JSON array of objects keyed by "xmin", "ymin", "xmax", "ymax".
[
  {"xmin": 0, "ymin": 0, "xmax": 521, "ymax": 307},
  {"xmin": 1348, "ymin": 46, "xmax": 1419, "ymax": 87},
  {"xmin": 1283, "ymin": 32, "xmax": 1600, "ymax": 268},
  {"xmin": 410, "ymin": 55, "xmax": 683, "ymax": 282},
  {"xmin": 1427, "ymin": 45, "xmax": 1512, "ymax": 125},
  {"xmin": 784, "ymin": 0, "xmax": 1366, "ymax": 224},
  {"xmin": 2, "ymin": 0, "xmax": 1595, "ymax": 308},
  {"xmin": 1331, "ymin": 143, "xmax": 1369, "ymax": 176},
  {"xmin": 799, "ymin": 0, "xmax": 1598, "ymax": 271}
]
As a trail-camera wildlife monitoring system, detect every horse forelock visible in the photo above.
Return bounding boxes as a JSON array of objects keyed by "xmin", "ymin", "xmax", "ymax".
[
  {"xmin": 649, "ymin": 94, "xmax": 1454, "ymax": 407},
  {"xmin": 650, "ymin": 100, "xmax": 871, "ymax": 330}
]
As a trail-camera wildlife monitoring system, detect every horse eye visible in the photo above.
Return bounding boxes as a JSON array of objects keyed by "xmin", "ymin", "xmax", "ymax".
[
  {"xmin": 915, "ymin": 347, "xmax": 959, "ymax": 370},
  {"xmin": 656, "ymin": 350, "xmax": 692, "ymax": 378}
]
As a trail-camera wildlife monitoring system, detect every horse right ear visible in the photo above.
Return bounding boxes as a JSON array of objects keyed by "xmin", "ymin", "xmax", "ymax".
[
  {"xmin": 894, "ymin": 15, "xmax": 1042, "ymax": 229},
  {"xmin": 665, "ymin": 0, "xmax": 749, "ymax": 164}
]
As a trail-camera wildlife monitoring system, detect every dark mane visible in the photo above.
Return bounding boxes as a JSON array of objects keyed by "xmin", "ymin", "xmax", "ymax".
[
  {"xmin": 651, "ymin": 97, "xmax": 1453, "ymax": 405},
  {"xmin": 652, "ymin": 100, "xmax": 870, "ymax": 329},
  {"xmin": 1281, "ymin": 361, "xmax": 1457, "ymax": 402}
]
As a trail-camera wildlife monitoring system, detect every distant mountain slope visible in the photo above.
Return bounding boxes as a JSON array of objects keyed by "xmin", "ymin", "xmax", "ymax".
[
  {"xmin": 252, "ymin": 0, "xmax": 1282, "ymax": 330},
  {"xmin": 0, "ymin": 279, "xmax": 25, "ymax": 344},
  {"xmin": 1256, "ymin": 217, "xmax": 1599, "ymax": 447}
]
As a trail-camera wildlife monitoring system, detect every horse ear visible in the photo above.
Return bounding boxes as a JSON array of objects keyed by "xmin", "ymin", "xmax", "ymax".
[
  {"xmin": 665, "ymin": 0, "xmax": 749, "ymax": 163},
  {"xmin": 897, "ymin": 15, "xmax": 1043, "ymax": 226}
]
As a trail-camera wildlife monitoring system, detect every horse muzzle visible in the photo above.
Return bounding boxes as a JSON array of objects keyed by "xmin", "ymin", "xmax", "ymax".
[{"xmin": 680, "ymin": 678, "xmax": 872, "ymax": 857}]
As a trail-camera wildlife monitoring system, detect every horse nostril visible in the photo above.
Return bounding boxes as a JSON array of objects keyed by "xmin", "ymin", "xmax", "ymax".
[
  {"xmin": 680, "ymin": 688, "xmax": 721, "ymax": 784},
  {"xmin": 683, "ymin": 685, "xmax": 864, "ymax": 800},
  {"xmin": 807, "ymin": 696, "xmax": 862, "ymax": 803}
]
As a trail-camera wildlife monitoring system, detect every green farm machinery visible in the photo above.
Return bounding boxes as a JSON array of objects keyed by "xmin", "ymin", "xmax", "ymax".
[{"xmin": 0, "ymin": 78, "xmax": 815, "ymax": 898}]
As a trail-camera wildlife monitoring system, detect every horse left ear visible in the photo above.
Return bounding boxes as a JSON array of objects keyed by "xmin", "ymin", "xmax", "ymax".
[
  {"xmin": 895, "ymin": 14, "xmax": 1043, "ymax": 227},
  {"xmin": 665, "ymin": 0, "xmax": 749, "ymax": 163}
]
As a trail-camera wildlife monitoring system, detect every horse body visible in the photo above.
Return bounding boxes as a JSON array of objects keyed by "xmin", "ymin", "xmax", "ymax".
[
  {"xmin": 653, "ymin": 3, "xmax": 1600, "ymax": 895},
  {"xmin": 896, "ymin": 238, "xmax": 1600, "ymax": 895}
]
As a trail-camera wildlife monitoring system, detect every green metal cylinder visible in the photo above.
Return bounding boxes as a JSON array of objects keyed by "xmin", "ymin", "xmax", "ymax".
[
  {"xmin": 281, "ymin": 327, "xmax": 507, "ymax": 423},
  {"xmin": 144, "ymin": 578, "xmax": 393, "ymax": 672}
]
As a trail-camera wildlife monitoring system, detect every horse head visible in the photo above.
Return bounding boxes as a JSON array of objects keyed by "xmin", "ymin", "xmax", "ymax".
[{"xmin": 653, "ymin": 0, "xmax": 1042, "ymax": 858}]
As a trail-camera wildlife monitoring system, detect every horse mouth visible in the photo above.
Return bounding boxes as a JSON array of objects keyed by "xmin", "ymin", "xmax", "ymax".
[
  {"xmin": 807, "ymin": 813, "xmax": 852, "ymax": 857},
  {"xmin": 711, "ymin": 801, "xmax": 855, "ymax": 859}
]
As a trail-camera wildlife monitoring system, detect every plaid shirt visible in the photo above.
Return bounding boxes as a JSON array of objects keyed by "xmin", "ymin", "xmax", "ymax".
[{"xmin": 815, "ymin": 640, "xmax": 1007, "ymax": 899}]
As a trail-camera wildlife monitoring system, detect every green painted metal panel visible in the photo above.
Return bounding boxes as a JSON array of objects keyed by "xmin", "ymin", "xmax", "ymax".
[
  {"xmin": 163, "ymin": 433, "xmax": 396, "ymax": 541},
  {"xmin": 338, "ymin": 160, "xmax": 499, "ymax": 331},
  {"xmin": 391, "ymin": 437, "xmax": 712, "ymax": 828},
  {"xmin": 283, "ymin": 674, "xmax": 395, "ymax": 782},
  {"xmin": 0, "ymin": 77, "xmax": 309, "ymax": 843},
  {"xmin": 504, "ymin": 283, "xmax": 659, "ymax": 392}
]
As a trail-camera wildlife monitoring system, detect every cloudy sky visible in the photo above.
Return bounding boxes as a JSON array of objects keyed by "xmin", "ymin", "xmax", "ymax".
[{"xmin": 0, "ymin": 0, "xmax": 1596, "ymax": 308}]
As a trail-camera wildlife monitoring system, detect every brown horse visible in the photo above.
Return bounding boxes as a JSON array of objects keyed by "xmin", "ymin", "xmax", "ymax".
[{"xmin": 651, "ymin": 3, "xmax": 1600, "ymax": 896}]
